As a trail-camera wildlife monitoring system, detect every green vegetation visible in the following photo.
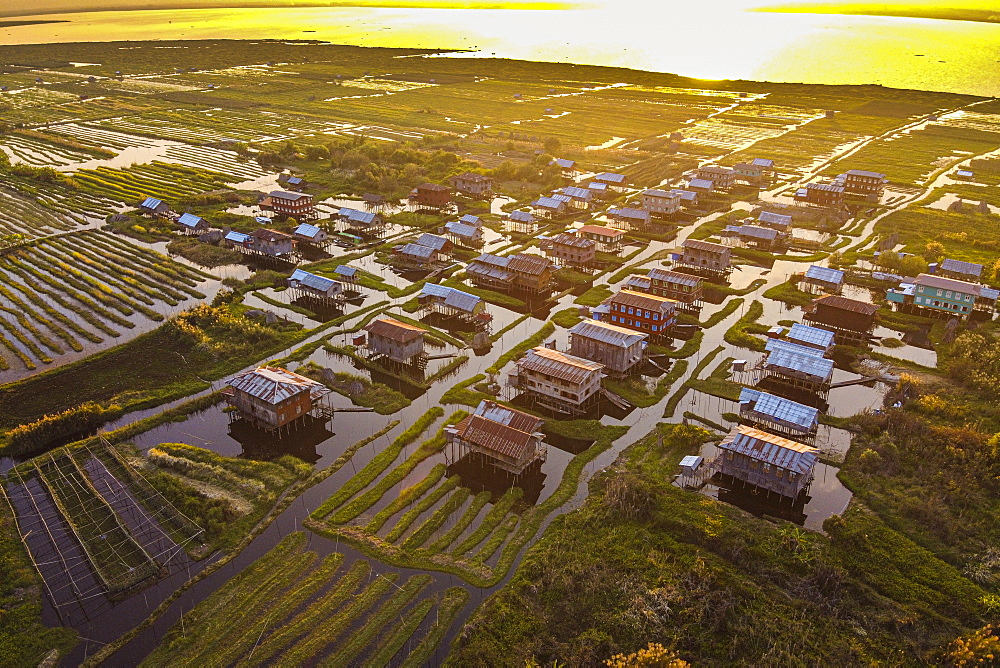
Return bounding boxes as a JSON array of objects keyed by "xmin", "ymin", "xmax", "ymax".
[
  {"xmin": 486, "ymin": 322, "xmax": 556, "ymax": 373},
  {"xmin": 573, "ymin": 284, "xmax": 613, "ymax": 307},
  {"xmin": 723, "ymin": 299, "xmax": 768, "ymax": 351},
  {"xmin": 441, "ymin": 278, "xmax": 527, "ymax": 310},
  {"xmin": 166, "ymin": 238, "xmax": 244, "ymax": 268},
  {"xmin": 663, "ymin": 346, "xmax": 724, "ymax": 417},
  {"xmin": 296, "ymin": 362, "xmax": 410, "ymax": 414},
  {"xmin": 702, "ymin": 277, "xmax": 767, "ymax": 301},
  {"xmin": 441, "ymin": 374, "xmax": 494, "ymax": 407},
  {"xmin": 763, "ymin": 277, "xmax": 815, "ymax": 306},
  {"xmin": 603, "ymin": 359, "xmax": 687, "ymax": 408},
  {"xmin": 685, "ymin": 356, "xmax": 744, "ymax": 401},
  {"xmin": 449, "ymin": 423, "xmax": 989, "ymax": 666},
  {"xmin": 551, "ymin": 307, "xmax": 583, "ymax": 328}
]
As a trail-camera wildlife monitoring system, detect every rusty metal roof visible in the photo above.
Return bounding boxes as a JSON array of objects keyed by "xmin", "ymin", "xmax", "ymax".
[
  {"xmin": 550, "ymin": 233, "xmax": 595, "ymax": 249},
  {"xmin": 518, "ymin": 346, "xmax": 604, "ymax": 383},
  {"xmin": 227, "ymin": 366, "xmax": 328, "ymax": 404},
  {"xmin": 453, "ymin": 415, "xmax": 534, "ymax": 459},
  {"xmin": 718, "ymin": 425, "xmax": 818, "ymax": 474},
  {"xmin": 811, "ymin": 294, "xmax": 879, "ymax": 315},
  {"xmin": 507, "ymin": 253, "xmax": 551, "ymax": 276},
  {"xmin": 607, "ymin": 289, "xmax": 678, "ymax": 312},
  {"xmin": 364, "ymin": 317, "xmax": 426, "ymax": 343},
  {"xmin": 647, "ymin": 268, "xmax": 702, "ymax": 287},
  {"xmin": 578, "ymin": 224, "xmax": 624, "ymax": 238},
  {"xmin": 252, "ymin": 228, "xmax": 293, "ymax": 242},
  {"xmin": 682, "ymin": 239, "xmax": 729, "ymax": 254},
  {"xmin": 473, "ymin": 400, "xmax": 544, "ymax": 433}
]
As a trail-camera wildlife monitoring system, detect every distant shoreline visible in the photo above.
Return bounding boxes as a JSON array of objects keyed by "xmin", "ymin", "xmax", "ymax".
[
  {"xmin": 0, "ymin": 19, "xmax": 69, "ymax": 28},
  {"xmin": 758, "ymin": 5, "xmax": 1000, "ymax": 26}
]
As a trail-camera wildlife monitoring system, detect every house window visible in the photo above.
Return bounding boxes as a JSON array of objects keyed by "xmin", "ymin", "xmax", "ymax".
[
  {"xmin": 946, "ymin": 291, "xmax": 952, "ymax": 298},
  {"xmin": 652, "ymin": 325, "xmax": 658, "ymax": 332},
  {"xmin": 653, "ymin": 313, "xmax": 659, "ymax": 321},
  {"xmin": 763, "ymin": 463, "xmax": 771, "ymax": 473},
  {"xmin": 937, "ymin": 289, "xmax": 943, "ymax": 297},
  {"xmin": 749, "ymin": 460, "xmax": 759, "ymax": 470}
]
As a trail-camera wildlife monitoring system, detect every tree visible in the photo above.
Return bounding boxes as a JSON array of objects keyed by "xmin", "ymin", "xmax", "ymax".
[
  {"xmin": 923, "ymin": 241, "xmax": 946, "ymax": 263},
  {"xmin": 304, "ymin": 144, "xmax": 330, "ymax": 161},
  {"xmin": 543, "ymin": 136, "xmax": 561, "ymax": 154}
]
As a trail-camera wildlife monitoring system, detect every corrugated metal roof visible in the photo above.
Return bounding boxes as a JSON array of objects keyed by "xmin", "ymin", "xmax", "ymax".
[
  {"xmin": 445, "ymin": 221, "xmax": 481, "ymax": 238},
  {"xmin": 805, "ymin": 182, "xmax": 845, "ymax": 193},
  {"xmin": 177, "ymin": 212, "xmax": 203, "ymax": 228},
  {"xmin": 473, "ymin": 253, "xmax": 510, "ymax": 269},
  {"xmin": 735, "ymin": 225, "xmax": 779, "ymax": 240},
  {"xmin": 765, "ymin": 338, "xmax": 827, "ymax": 359},
  {"xmin": 787, "ymin": 323, "xmax": 835, "ymax": 349},
  {"xmin": 624, "ymin": 275, "xmax": 651, "ymax": 291},
  {"xmin": 453, "ymin": 415, "xmax": 533, "ymax": 459},
  {"xmin": 339, "ymin": 207, "xmax": 378, "ymax": 225},
  {"xmin": 844, "ymin": 169, "xmax": 886, "ymax": 179},
  {"xmin": 443, "ymin": 287, "xmax": 482, "ymax": 312},
  {"xmin": 420, "ymin": 283, "xmax": 451, "ymax": 299},
  {"xmin": 940, "ymin": 258, "xmax": 983, "ymax": 276},
  {"xmin": 225, "ymin": 231, "xmax": 250, "ymax": 243},
  {"xmin": 507, "ymin": 253, "xmax": 551, "ymax": 275},
  {"xmin": 533, "ymin": 196, "xmax": 566, "ymax": 209},
  {"xmin": 562, "ymin": 186, "xmax": 592, "ymax": 199},
  {"xmin": 569, "ymin": 318, "xmax": 647, "ymax": 347},
  {"xmin": 805, "ymin": 265, "xmax": 845, "ymax": 285},
  {"xmin": 588, "ymin": 182, "xmax": 608, "ymax": 191},
  {"xmin": 518, "ymin": 346, "xmax": 604, "ymax": 383},
  {"xmin": 758, "ymin": 211, "xmax": 792, "ymax": 227},
  {"xmin": 595, "ymin": 172, "xmax": 625, "ymax": 183},
  {"xmin": 607, "ymin": 289, "xmax": 678, "ymax": 312},
  {"xmin": 468, "ymin": 261, "xmax": 514, "ymax": 281},
  {"xmin": 752, "ymin": 158, "xmax": 774, "ymax": 168},
  {"xmin": 608, "ymin": 207, "xmax": 650, "ymax": 221},
  {"xmin": 294, "ymin": 223, "xmax": 322, "ymax": 238},
  {"xmin": 670, "ymin": 189, "xmax": 697, "ymax": 201},
  {"xmin": 688, "ymin": 178, "xmax": 714, "ymax": 189},
  {"xmin": 739, "ymin": 388, "xmax": 819, "ymax": 431},
  {"xmin": 270, "ymin": 190, "xmax": 309, "ymax": 201},
  {"xmin": 365, "ymin": 317, "xmax": 425, "ymax": 342},
  {"xmin": 682, "ymin": 239, "xmax": 729, "ymax": 254},
  {"xmin": 417, "ymin": 183, "xmax": 450, "ymax": 191},
  {"xmin": 981, "ymin": 288, "xmax": 1000, "ymax": 300},
  {"xmin": 287, "ymin": 176, "xmax": 303, "ymax": 185},
  {"xmin": 141, "ymin": 197, "xmax": 163, "ymax": 209},
  {"xmin": 765, "ymin": 348, "xmax": 834, "ymax": 382},
  {"xmin": 473, "ymin": 400, "xmax": 544, "ymax": 433},
  {"xmin": 812, "ymin": 294, "xmax": 879, "ymax": 315},
  {"xmin": 400, "ymin": 242, "xmax": 436, "ymax": 259},
  {"xmin": 718, "ymin": 425, "xmax": 818, "ymax": 474},
  {"xmin": 551, "ymin": 193, "xmax": 573, "ymax": 203},
  {"xmin": 508, "ymin": 210, "xmax": 535, "ymax": 222},
  {"xmin": 551, "ymin": 158, "xmax": 575, "ymax": 169},
  {"xmin": 227, "ymin": 366, "xmax": 328, "ymax": 404},
  {"xmin": 289, "ymin": 269, "xmax": 340, "ymax": 293},
  {"xmin": 578, "ymin": 224, "xmax": 624, "ymax": 238},
  {"xmin": 647, "ymin": 268, "xmax": 702, "ymax": 287},
  {"xmin": 913, "ymin": 273, "xmax": 981, "ymax": 294},
  {"xmin": 550, "ymin": 232, "xmax": 594, "ymax": 249},
  {"xmin": 459, "ymin": 214, "xmax": 483, "ymax": 226},
  {"xmin": 252, "ymin": 228, "xmax": 293, "ymax": 242},
  {"xmin": 698, "ymin": 165, "xmax": 735, "ymax": 175},
  {"xmin": 415, "ymin": 233, "xmax": 450, "ymax": 251},
  {"xmin": 255, "ymin": 216, "xmax": 272, "ymax": 225},
  {"xmin": 335, "ymin": 265, "xmax": 357, "ymax": 278},
  {"xmin": 643, "ymin": 188, "xmax": 678, "ymax": 198}
]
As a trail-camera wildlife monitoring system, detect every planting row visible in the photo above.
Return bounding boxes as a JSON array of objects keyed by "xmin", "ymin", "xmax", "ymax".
[
  {"xmin": 142, "ymin": 531, "xmax": 469, "ymax": 667},
  {"xmin": 0, "ymin": 231, "xmax": 212, "ymax": 371},
  {"xmin": 74, "ymin": 161, "xmax": 233, "ymax": 204}
]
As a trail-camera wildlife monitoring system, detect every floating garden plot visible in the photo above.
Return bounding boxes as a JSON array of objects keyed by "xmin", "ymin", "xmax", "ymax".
[
  {"xmin": 0, "ymin": 188, "xmax": 83, "ymax": 239},
  {"xmin": 0, "ymin": 87, "xmax": 78, "ymax": 109},
  {"xmin": 47, "ymin": 123, "xmax": 152, "ymax": 151},
  {"xmin": 0, "ymin": 134, "xmax": 96, "ymax": 167},
  {"xmin": 162, "ymin": 144, "xmax": 269, "ymax": 181},
  {"xmin": 0, "ymin": 231, "xmax": 211, "ymax": 372},
  {"xmin": 73, "ymin": 161, "xmax": 232, "ymax": 203},
  {"xmin": 683, "ymin": 118, "xmax": 789, "ymax": 151},
  {"xmin": 97, "ymin": 77, "xmax": 202, "ymax": 95}
]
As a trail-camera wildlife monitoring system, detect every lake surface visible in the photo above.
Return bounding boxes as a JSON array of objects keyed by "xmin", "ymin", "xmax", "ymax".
[{"xmin": 3, "ymin": 3, "xmax": 1000, "ymax": 96}]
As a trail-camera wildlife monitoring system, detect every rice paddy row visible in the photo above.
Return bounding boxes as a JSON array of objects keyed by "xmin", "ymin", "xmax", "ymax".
[
  {"xmin": 306, "ymin": 408, "xmax": 628, "ymax": 586},
  {"xmin": 0, "ymin": 133, "xmax": 96, "ymax": 167},
  {"xmin": 73, "ymin": 161, "xmax": 234, "ymax": 204},
  {"xmin": 0, "ymin": 187, "xmax": 84, "ymax": 239},
  {"xmin": 0, "ymin": 231, "xmax": 212, "ymax": 371},
  {"xmin": 142, "ymin": 532, "xmax": 469, "ymax": 667}
]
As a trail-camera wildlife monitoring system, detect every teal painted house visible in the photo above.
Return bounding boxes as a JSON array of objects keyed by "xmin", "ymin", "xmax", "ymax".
[{"xmin": 887, "ymin": 273, "xmax": 987, "ymax": 319}]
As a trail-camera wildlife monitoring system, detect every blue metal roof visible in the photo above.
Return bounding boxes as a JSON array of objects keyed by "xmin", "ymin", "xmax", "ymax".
[
  {"xmin": 416, "ymin": 233, "xmax": 450, "ymax": 251},
  {"xmin": 177, "ymin": 212, "xmax": 203, "ymax": 228},
  {"xmin": 401, "ymin": 242, "xmax": 436, "ymax": 259},
  {"xmin": 141, "ymin": 197, "xmax": 163, "ymax": 210},
  {"xmin": 643, "ymin": 189, "xmax": 676, "ymax": 198},
  {"xmin": 588, "ymin": 182, "xmax": 607, "ymax": 191},
  {"xmin": 758, "ymin": 211, "xmax": 792, "ymax": 228},
  {"xmin": 688, "ymin": 178, "xmax": 714, "ymax": 190},
  {"xmin": 940, "ymin": 258, "xmax": 983, "ymax": 276},
  {"xmin": 294, "ymin": 223, "xmax": 322, "ymax": 238},
  {"xmin": 286, "ymin": 176, "xmax": 303, "ymax": 185},
  {"xmin": 551, "ymin": 158, "xmax": 575, "ymax": 169},
  {"xmin": 445, "ymin": 221, "xmax": 481, "ymax": 238},
  {"xmin": 787, "ymin": 323, "xmax": 835, "ymax": 350},
  {"xmin": 670, "ymin": 189, "xmax": 697, "ymax": 201},
  {"xmin": 734, "ymin": 225, "xmax": 778, "ymax": 240},
  {"xmin": 335, "ymin": 265, "xmax": 357, "ymax": 278},
  {"xmin": 562, "ymin": 186, "xmax": 591, "ymax": 199},
  {"xmin": 255, "ymin": 216, "xmax": 272, "ymax": 225},
  {"xmin": 339, "ymin": 207, "xmax": 378, "ymax": 225},
  {"xmin": 508, "ymin": 210, "xmax": 535, "ymax": 222},
  {"xmin": 473, "ymin": 253, "xmax": 510, "ymax": 268},
  {"xmin": 765, "ymin": 338, "xmax": 827, "ymax": 359},
  {"xmin": 739, "ymin": 388, "xmax": 819, "ymax": 431},
  {"xmin": 595, "ymin": 172, "xmax": 625, "ymax": 184},
  {"xmin": 290, "ymin": 269, "xmax": 340, "ymax": 293},
  {"xmin": 533, "ymin": 196, "xmax": 565, "ymax": 209},
  {"xmin": 765, "ymin": 348, "xmax": 834, "ymax": 382},
  {"xmin": 551, "ymin": 193, "xmax": 572, "ymax": 203},
  {"xmin": 225, "ymin": 231, "xmax": 250, "ymax": 243},
  {"xmin": 459, "ymin": 214, "xmax": 483, "ymax": 226},
  {"xmin": 805, "ymin": 264, "xmax": 845, "ymax": 285},
  {"xmin": 609, "ymin": 207, "xmax": 650, "ymax": 221},
  {"xmin": 420, "ymin": 283, "xmax": 451, "ymax": 298},
  {"xmin": 751, "ymin": 158, "xmax": 774, "ymax": 168}
]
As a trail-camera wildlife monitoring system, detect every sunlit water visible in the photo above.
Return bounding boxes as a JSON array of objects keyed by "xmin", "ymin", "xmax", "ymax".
[{"xmin": 3, "ymin": 4, "xmax": 1000, "ymax": 95}]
